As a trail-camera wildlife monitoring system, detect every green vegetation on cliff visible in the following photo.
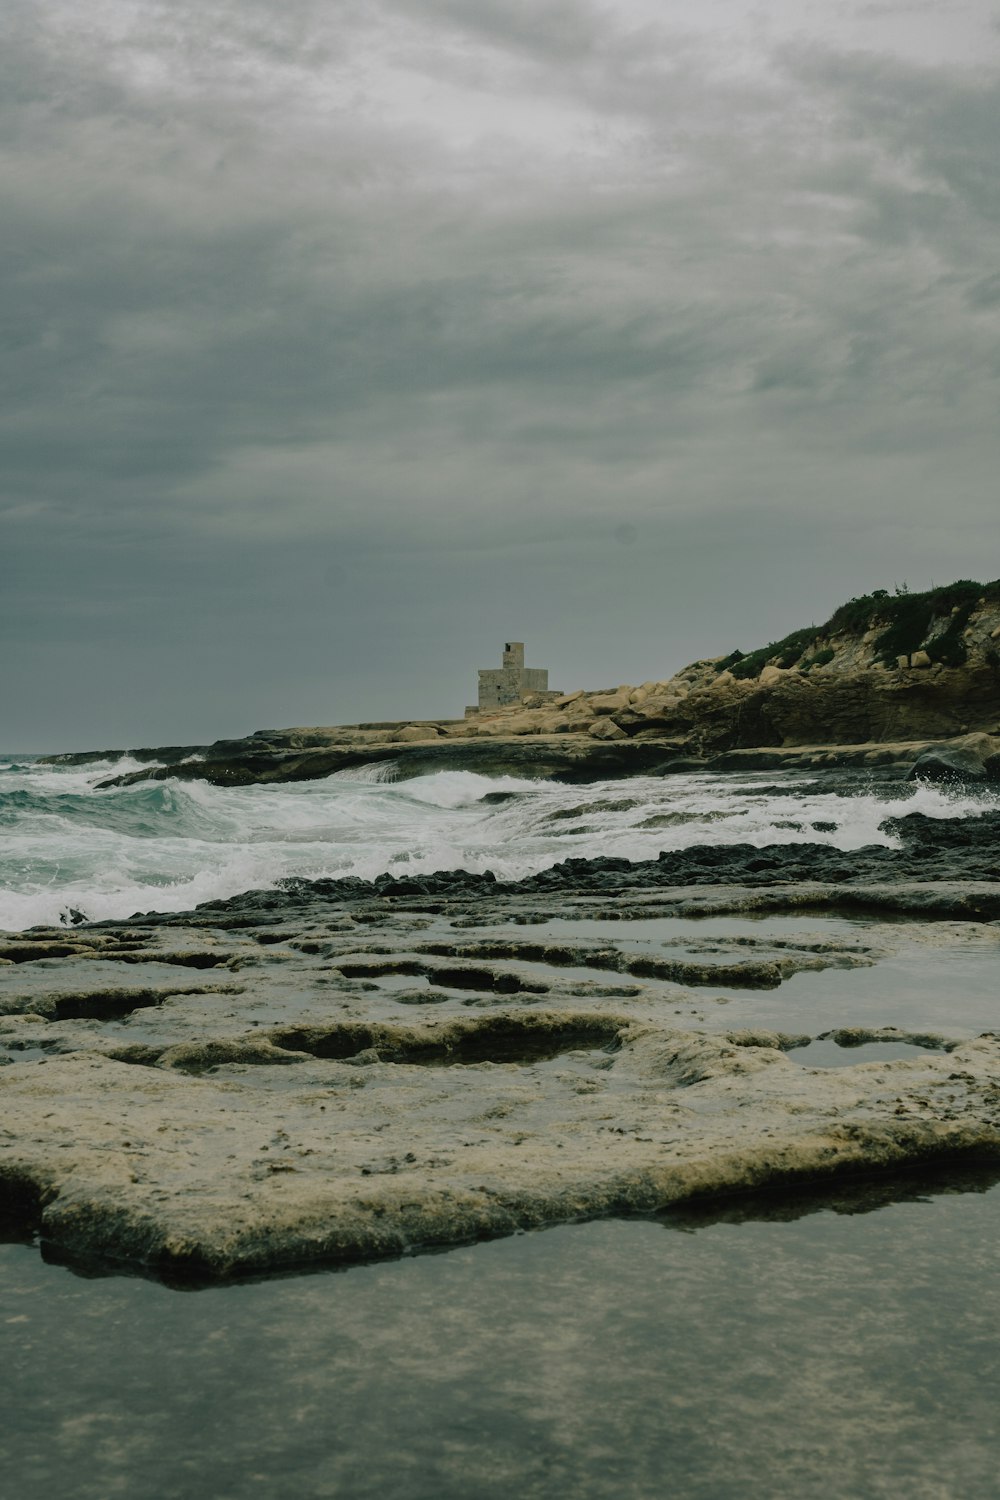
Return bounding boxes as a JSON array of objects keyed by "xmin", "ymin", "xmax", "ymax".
[{"xmin": 724, "ymin": 579, "xmax": 1000, "ymax": 681}]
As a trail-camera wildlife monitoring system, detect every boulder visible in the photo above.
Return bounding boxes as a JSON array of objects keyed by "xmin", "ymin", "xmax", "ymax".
[
  {"xmin": 910, "ymin": 650, "xmax": 932, "ymax": 669},
  {"xmin": 588, "ymin": 692, "xmax": 632, "ymax": 715},
  {"xmin": 906, "ymin": 746, "xmax": 987, "ymax": 784},
  {"xmin": 504, "ymin": 715, "xmax": 544, "ymax": 736},
  {"xmin": 587, "ymin": 718, "xmax": 627, "ymax": 740},
  {"xmin": 610, "ymin": 710, "xmax": 644, "ymax": 732},
  {"xmin": 392, "ymin": 725, "xmax": 439, "ymax": 743}
]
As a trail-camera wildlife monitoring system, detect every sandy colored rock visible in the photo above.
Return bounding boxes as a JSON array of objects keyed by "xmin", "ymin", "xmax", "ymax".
[
  {"xmin": 3, "ymin": 999, "xmax": 998, "ymax": 1281},
  {"xmin": 588, "ymin": 692, "xmax": 632, "ymax": 715},
  {"xmin": 588, "ymin": 718, "xmax": 628, "ymax": 740},
  {"xmin": 392, "ymin": 725, "xmax": 440, "ymax": 743},
  {"xmin": 3, "ymin": 848, "xmax": 1000, "ymax": 1282}
]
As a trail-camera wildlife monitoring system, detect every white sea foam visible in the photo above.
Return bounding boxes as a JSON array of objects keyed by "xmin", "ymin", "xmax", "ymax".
[
  {"xmin": 0, "ymin": 760, "xmax": 994, "ymax": 930},
  {"xmin": 329, "ymin": 761, "xmax": 400, "ymax": 784}
]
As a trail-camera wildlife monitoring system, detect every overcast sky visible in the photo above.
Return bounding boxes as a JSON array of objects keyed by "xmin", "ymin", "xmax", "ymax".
[{"xmin": 3, "ymin": 0, "xmax": 999, "ymax": 748}]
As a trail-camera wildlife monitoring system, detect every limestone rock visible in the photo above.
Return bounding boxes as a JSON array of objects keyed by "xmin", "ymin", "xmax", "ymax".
[
  {"xmin": 588, "ymin": 692, "xmax": 632, "ymax": 715},
  {"xmin": 588, "ymin": 718, "xmax": 628, "ymax": 740},
  {"xmin": 392, "ymin": 726, "xmax": 437, "ymax": 743},
  {"xmin": 910, "ymin": 650, "xmax": 933, "ymax": 669},
  {"xmin": 501, "ymin": 715, "xmax": 544, "ymax": 736},
  {"xmin": 609, "ymin": 710, "xmax": 645, "ymax": 733}
]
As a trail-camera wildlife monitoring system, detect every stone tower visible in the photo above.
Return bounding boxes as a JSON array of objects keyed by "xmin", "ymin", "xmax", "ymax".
[{"xmin": 475, "ymin": 641, "xmax": 555, "ymax": 712}]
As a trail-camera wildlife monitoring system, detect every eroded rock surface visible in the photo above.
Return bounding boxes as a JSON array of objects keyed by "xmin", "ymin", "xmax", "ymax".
[{"xmin": 3, "ymin": 843, "xmax": 1000, "ymax": 1280}]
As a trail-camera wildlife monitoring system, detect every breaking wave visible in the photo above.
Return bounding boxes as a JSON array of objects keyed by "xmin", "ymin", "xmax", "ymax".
[{"xmin": 0, "ymin": 756, "xmax": 994, "ymax": 931}]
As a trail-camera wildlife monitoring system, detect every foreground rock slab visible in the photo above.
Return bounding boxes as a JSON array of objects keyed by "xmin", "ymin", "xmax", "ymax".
[
  {"xmin": 3, "ymin": 868, "xmax": 1000, "ymax": 1280},
  {"xmin": 5, "ymin": 1031, "xmax": 1000, "ymax": 1281}
]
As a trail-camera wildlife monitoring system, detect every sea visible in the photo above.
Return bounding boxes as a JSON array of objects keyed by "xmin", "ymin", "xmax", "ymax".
[{"xmin": 0, "ymin": 751, "xmax": 995, "ymax": 932}]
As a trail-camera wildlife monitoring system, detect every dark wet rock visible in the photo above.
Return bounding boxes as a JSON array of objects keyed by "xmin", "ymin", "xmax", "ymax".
[
  {"xmin": 166, "ymin": 809, "xmax": 1000, "ymax": 924},
  {"xmin": 94, "ymin": 738, "xmax": 689, "ymax": 791},
  {"xmin": 984, "ymin": 754, "xmax": 1000, "ymax": 783},
  {"xmin": 907, "ymin": 747, "xmax": 988, "ymax": 784},
  {"xmin": 40, "ymin": 744, "xmax": 208, "ymax": 767}
]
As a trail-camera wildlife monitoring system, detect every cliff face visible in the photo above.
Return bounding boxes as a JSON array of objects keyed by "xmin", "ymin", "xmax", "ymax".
[{"xmin": 632, "ymin": 659, "xmax": 1000, "ymax": 753}]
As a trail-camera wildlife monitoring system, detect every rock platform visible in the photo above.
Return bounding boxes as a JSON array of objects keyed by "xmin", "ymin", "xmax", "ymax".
[{"xmin": 3, "ymin": 811, "xmax": 1000, "ymax": 1280}]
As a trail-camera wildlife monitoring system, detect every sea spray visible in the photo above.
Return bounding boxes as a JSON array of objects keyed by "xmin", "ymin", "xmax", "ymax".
[{"xmin": 0, "ymin": 756, "xmax": 995, "ymax": 931}]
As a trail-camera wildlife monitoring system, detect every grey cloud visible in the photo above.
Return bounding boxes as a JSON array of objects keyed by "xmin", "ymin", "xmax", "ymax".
[
  {"xmin": 2, "ymin": 1, "xmax": 999, "ymax": 745},
  {"xmin": 388, "ymin": 0, "xmax": 615, "ymax": 62},
  {"xmin": 966, "ymin": 271, "xmax": 1000, "ymax": 306}
]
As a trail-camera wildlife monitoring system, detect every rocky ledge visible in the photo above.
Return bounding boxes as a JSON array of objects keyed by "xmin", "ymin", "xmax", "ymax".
[{"xmin": 84, "ymin": 729, "xmax": 1000, "ymax": 792}]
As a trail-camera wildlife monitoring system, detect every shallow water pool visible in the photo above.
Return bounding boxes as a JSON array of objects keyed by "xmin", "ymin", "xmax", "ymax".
[{"xmin": 4, "ymin": 1169, "xmax": 1000, "ymax": 1499}]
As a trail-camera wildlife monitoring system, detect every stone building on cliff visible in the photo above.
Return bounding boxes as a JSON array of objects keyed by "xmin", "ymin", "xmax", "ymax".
[{"xmin": 472, "ymin": 641, "xmax": 559, "ymax": 714}]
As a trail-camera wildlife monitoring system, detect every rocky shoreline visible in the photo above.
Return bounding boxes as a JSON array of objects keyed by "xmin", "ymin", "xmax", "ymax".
[
  {"xmin": 44, "ymin": 643, "xmax": 1000, "ymax": 791},
  {"xmin": 10, "ymin": 586, "xmax": 1000, "ymax": 1281},
  {"xmin": 40, "ymin": 726, "xmax": 1000, "ymax": 792},
  {"xmin": 3, "ymin": 794, "xmax": 1000, "ymax": 1282}
]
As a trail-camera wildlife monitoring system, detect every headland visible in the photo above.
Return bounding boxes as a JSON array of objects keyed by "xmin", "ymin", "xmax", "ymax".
[{"xmin": 47, "ymin": 579, "xmax": 1000, "ymax": 788}]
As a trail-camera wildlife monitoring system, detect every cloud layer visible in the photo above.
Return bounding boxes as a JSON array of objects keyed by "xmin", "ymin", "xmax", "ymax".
[{"xmin": 4, "ymin": 0, "xmax": 999, "ymax": 745}]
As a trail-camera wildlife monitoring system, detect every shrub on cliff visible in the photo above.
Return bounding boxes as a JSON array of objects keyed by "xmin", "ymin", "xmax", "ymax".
[
  {"xmin": 727, "ymin": 578, "xmax": 1000, "ymax": 680},
  {"xmin": 729, "ymin": 627, "xmax": 818, "ymax": 680}
]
